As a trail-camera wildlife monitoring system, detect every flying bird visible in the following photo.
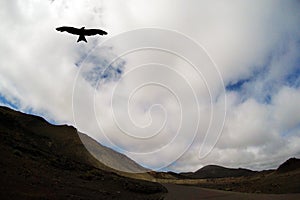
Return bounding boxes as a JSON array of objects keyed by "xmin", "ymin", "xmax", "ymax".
[{"xmin": 56, "ymin": 26, "xmax": 107, "ymax": 43}]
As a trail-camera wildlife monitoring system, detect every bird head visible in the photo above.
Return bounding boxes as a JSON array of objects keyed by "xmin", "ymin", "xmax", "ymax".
[{"xmin": 80, "ymin": 27, "xmax": 85, "ymax": 30}]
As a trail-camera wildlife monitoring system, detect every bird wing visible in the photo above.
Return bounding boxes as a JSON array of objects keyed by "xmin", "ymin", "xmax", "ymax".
[
  {"xmin": 83, "ymin": 29, "xmax": 108, "ymax": 36},
  {"xmin": 56, "ymin": 26, "xmax": 80, "ymax": 35}
]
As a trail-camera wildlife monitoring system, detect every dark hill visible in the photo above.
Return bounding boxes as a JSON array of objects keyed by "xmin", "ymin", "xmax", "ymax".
[
  {"xmin": 277, "ymin": 157, "xmax": 300, "ymax": 173},
  {"xmin": 0, "ymin": 106, "xmax": 166, "ymax": 199},
  {"xmin": 181, "ymin": 165, "xmax": 256, "ymax": 179}
]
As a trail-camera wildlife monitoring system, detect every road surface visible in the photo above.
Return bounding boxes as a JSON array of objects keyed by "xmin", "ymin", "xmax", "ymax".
[{"xmin": 163, "ymin": 184, "xmax": 300, "ymax": 200}]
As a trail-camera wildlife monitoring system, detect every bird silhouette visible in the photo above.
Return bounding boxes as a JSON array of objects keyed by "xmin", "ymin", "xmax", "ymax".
[{"xmin": 56, "ymin": 26, "xmax": 107, "ymax": 43}]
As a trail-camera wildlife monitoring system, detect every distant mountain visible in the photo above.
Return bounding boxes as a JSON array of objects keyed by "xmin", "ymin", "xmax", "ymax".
[
  {"xmin": 0, "ymin": 106, "xmax": 166, "ymax": 199},
  {"xmin": 179, "ymin": 157, "xmax": 300, "ymax": 180},
  {"xmin": 181, "ymin": 165, "xmax": 256, "ymax": 179},
  {"xmin": 175, "ymin": 158, "xmax": 300, "ymax": 194},
  {"xmin": 277, "ymin": 157, "xmax": 300, "ymax": 173}
]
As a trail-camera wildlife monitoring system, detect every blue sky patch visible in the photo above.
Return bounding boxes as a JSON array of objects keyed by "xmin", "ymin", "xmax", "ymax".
[
  {"xmin": 81, "ymin": 57, "xmax": 126, "ymax": 88},
  {"xmin": 226, "ymin": 78, "xmax": 250, "ymax": 92},
  {"xmin": 285, "ymin": 63, "xmax": 300, "ymax": 88},
  {"xmin": 0, "ymin": 93, "xmax": 20, "ymax": 110}
]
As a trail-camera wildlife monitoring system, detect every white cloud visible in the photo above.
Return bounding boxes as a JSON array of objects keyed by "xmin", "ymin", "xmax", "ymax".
[{"xmin": 272, "ymin": 87, "xmax": 300, "ymax": 132}]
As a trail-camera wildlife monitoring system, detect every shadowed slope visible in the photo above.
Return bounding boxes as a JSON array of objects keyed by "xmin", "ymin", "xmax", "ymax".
[{"xmin": 277, "ymin": 158, "xmax": 300, "ymax": 173}]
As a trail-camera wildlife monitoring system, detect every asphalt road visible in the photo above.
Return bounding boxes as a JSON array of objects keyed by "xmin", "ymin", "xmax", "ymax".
[{"xmin": 163, "ymin": 184, "xmax": 300, "ymax": 200}]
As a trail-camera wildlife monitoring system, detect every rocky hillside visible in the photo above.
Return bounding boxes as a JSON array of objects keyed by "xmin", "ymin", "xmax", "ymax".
[
  {"xmin": 0, "ymin": 106, "xmax": 166, "ymax": 199},
  {"xmin": 277, "ymin": 157, "xmax": 300, "ymax": 173}
]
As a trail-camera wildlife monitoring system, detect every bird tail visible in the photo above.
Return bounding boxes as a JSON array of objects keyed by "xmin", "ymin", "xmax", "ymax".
[{"xmin": 77, "ymin": 35, "xmax": 87, "ymax": 43}]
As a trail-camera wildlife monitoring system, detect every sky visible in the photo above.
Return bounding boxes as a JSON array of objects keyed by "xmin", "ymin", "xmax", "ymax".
[{"xmin": 0, "ymin": 0, "xmax": 300, "ymax": 172}]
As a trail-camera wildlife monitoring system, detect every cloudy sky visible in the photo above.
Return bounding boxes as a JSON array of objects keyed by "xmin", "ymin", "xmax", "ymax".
[{"xmin": 0, "ymin": 0, "xmax": 300, "ymax": 172}]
